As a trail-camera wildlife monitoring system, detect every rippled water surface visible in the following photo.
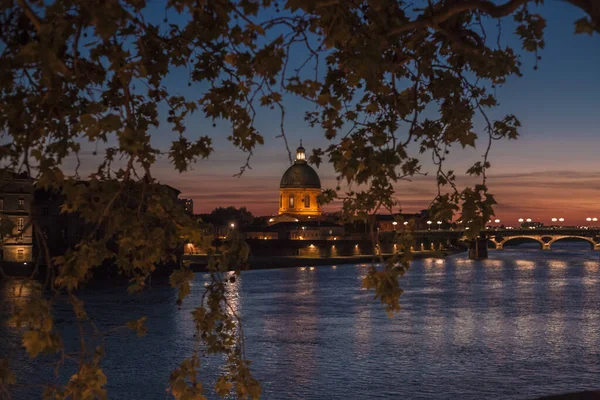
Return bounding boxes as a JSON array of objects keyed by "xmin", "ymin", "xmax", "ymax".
[{"xmin": 2, "ymin": 244, "xmax": 600, "ymax": 399}]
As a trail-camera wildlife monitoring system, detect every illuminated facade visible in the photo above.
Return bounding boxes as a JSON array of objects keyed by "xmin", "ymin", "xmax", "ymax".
[
  {"xmin": 278, "ymin": 143, "xmax": 322, "ymax": 219},
  {"xmin": 0, "ymin": 171, "xmax": 34, "ymax": 263}
]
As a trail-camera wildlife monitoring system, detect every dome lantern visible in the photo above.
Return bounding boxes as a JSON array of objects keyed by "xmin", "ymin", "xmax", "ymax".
[{"xmin": 295, "ymin": 140, "xmax": 306, "ymax": 163}]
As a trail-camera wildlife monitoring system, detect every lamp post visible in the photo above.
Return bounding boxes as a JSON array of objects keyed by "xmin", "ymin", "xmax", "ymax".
[
  {"xmin": 427, "ymin": 220, "xmax": 432, "ymax": 231},
  {"xmin": 586, "ymin": 217, "xmax": 592, "ymax": 228},
  {"xmin": 437, "ymin": 221, "xmax": 442, "ymax": 230}
]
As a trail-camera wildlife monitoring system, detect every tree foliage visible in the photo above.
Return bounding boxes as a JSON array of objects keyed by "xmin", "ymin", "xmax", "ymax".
[
  {"xmin": 0, "ymin": 0, "xmax": 597, "ymax": 398},
  {"xmin": 200, "ymin": 206, "xmax": 255, "ymax": 229}
]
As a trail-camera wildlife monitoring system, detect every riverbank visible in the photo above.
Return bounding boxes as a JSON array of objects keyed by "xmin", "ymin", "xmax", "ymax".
[
  {"xmin": 0, "ymin": 249, "xmax": 466, "ymax": 278},
  {"xmin": 184, "ymin": 249, "xmax": 465, "ymax": 272}
]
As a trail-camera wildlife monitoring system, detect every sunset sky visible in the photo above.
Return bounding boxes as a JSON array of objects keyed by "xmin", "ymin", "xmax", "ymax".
[{"xmin": 74, "ymin": 2, "xmax": 600, "ymax": 224}]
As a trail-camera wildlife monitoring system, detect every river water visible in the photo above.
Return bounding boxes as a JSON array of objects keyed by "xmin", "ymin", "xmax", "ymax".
[{"xmin": 2, "ymin": 243, "xmax": 600, "ymax": 399}]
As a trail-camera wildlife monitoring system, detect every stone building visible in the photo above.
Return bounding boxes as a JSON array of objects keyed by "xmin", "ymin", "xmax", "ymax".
[
  {"xmin": 277, "ymin": 142, "xmax": 322, "ymax": 220},
  {"xmin": 0, "ymin": 170, "xmax": 34, "ymax": 263},
  {"xmin": 241, "ymin": 143, "xmax": 346, "ymax": 241},
  {"xmin": 0, "ymin": 173, "xmax": 188, "ymax": 267}
]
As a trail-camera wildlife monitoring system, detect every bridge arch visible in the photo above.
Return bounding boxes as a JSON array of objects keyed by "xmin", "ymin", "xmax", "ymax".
[
  {"xmin": 548, "ymin": 236, "xmax": 596, "ymax": 250},
  {"xmin": 499, "ymin": 236, "xmax": 543, "ymax": 249}
]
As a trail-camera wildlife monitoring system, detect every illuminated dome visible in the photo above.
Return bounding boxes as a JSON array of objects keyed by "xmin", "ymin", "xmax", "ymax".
[{"xmin": 280, "ymin": 144, "xmax": 321, "ymax": 189}]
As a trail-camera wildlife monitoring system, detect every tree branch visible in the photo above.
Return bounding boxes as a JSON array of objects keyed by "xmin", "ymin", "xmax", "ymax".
[{"xmin": 387, "ymin": 0, "xmax": 532, "ymax": 36}]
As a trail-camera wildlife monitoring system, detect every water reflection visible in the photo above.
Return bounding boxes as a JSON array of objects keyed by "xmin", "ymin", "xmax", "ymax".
[
  {"xmin": 515, "ymin": 259, "xmax": 536, "ymax": 270},
  {"xmin": 2, "ymin": 245, "xmax": 600, "ymax": 399}
]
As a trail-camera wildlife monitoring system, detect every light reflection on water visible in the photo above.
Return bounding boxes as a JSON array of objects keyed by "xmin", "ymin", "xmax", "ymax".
[{"xmin": 1, "ymin": 244, "xmax": 600, "ymax": 399}]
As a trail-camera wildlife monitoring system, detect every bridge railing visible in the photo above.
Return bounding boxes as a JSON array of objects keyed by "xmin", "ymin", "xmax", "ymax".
[{"xmin": 411, "ymin": 228, "xmax": 600, "ymax": 235}]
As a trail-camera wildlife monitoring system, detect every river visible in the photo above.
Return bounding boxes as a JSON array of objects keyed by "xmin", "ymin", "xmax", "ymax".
[{"xmin": 1, "ymin": 243, "xmax": 600, "ymax": 399}]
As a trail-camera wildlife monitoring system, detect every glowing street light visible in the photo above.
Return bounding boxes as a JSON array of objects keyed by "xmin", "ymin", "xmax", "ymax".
[
  {"xmin": 551, "ymin": 218, "xmax": 557, "ymax": 223},
  {"xmin": 494, "ymin": 219, "xmax": 500, "ymax": 224},
  {"xmin": 518, "ymin": 218, "xmax": 524, "ymax": 223},
  {"xmin": 403, "ymin": 221, "xmax": 408, "ymax": 226},
  {"xmin": 427, "ymin": 220, "xmax": 432, "ymax": 231},
  {"xmin": 586, "ymin": 217, "xmax": 592, "ymax": 222},
  {"xmin": 230, "ymin": 222, "xmax": 235, "ymax": 228},
  {"xmin": 593, "ymin": 218, "xmax": 598, "ymax": 222},
  {"xmin": 526, "ymin": 218, "xmax": 532, "ymax": 223},
  {"xmin": 437, "ymin": 221, "xmax": 442, "ymax": 230},
  {"xmin": 392, "ymin": 221, "xmax": 398, "ymax": 226},
  {"xmin": 558, "ymin": 218, "xmax": 564, "ymax": 222}
]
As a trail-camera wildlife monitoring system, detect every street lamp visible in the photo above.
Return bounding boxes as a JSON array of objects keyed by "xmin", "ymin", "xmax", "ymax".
[
  {"xmin": 230, "ymin": 222, "xmax": 235, "ymax": 228},
  {"xmin": 437, "ymin": 221, "xmax": 442, "ymax": 230},
  {"xmin": 518, "ymin": 218, "xmax": 524, "ymax": 223},
  {"xmin": 526, "ymin": 218, "xmax": 532, "ymax": 223},
  {"xmin": 427, "ymin": 220, "xmax": 432, "ymax": 231},
  {"xmin": 392, "ymin": 221, "xmax": 398, "ymax": 226},
  {"xmin": 559, "ymin": 218, "xmax": 564, "ymax": 222},
  {"xmin": 551, "ymin": 218, "xmax": 557, "ymax": 223},
  {"xmin": 494, "ymin": 219, "xmax": 500, "ymax": 224},
  {"xmin": 403, "ymin": 221, "xmax": 408, "ymax": 226}
]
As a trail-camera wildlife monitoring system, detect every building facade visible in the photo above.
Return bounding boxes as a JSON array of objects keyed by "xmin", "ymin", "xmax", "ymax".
[
  {"xmin": 0, "ymin": 173, "xmax": 190, "ymax": 267},
  {"xmin": 277, "ymin": 143, "xmax": 322, "ymax": 220},
  {"xmin": 0, "ymin": 171, "xmax": 34, "ymax": 262}
]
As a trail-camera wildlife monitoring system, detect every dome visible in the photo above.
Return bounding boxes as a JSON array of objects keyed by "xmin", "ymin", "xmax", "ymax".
[
  {"xmin": 280, "ymin": 163, "xmax": 321, "ymax": 189},
  {"xmin": 280, "ymin": 142, "xmax": 321, "ymax": 189}
]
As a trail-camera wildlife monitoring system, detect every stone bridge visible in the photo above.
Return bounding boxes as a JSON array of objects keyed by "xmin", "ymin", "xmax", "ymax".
[
  {"xmin": 488, "ymin": 234, "xmax": 600, "ymax": 250},
  {"xmin": 413, "ymin": 228, "xmax": 600, "ymax": 252}
]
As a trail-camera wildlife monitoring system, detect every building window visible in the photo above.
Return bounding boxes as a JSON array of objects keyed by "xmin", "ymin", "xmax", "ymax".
[
  {"xmin": 289, "ymin": 194, "xmax": 294, "ymax": 209},
  {"xmin": 17, "ymin": 248, "xmax": 24, "ymax": 261},
  {"xmin": 17, "ymin": 218, "xmax": 24, "ymax": 232},
  {"xmin": 17, "ymin": 197, "xmax": 24, "ymax": 210},
  {"xmin": 280, "ymin": 194, "xmax": 282, "ymax": 208},
  {"xmin": 304, "ymin": 194, "xmax": 310, "ymax": 208},
  {"xmin": 0, "ymin": 198, "xmax": 3, "ymax": 210},
  {"xmin": 41, "ymin": 206, "xmax": 49, "ymax": 216}
]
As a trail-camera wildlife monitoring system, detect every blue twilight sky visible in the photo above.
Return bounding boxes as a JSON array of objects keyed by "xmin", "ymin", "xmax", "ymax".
[{"xmin": 71, "ymin": 1, "xmax": 600, "ymax": 223}]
